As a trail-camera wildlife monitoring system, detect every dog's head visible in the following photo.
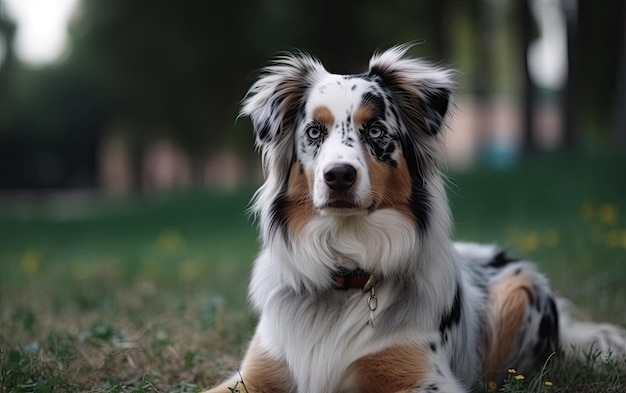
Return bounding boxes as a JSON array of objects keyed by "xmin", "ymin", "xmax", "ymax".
[{"xmin": 242, "ymin": 45, "xmax": 453, "ymax": 244}]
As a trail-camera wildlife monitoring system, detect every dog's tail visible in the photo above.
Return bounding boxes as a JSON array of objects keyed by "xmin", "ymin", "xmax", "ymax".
[{"xmin": 557, "ymin": 298, "xmax": 626, "ymax": 364}]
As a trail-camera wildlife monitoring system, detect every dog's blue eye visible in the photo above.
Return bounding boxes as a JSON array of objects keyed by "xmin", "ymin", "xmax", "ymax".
[
  {"xmin": 306, "ymin": 126, "xmax": 322, "ymax": 140},
  {"xmin": 368, "ymin": 126, "xmax": 384, "ymax": 139}
]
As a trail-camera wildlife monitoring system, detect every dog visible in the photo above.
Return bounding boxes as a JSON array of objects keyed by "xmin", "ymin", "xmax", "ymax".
[{"xmin": 205, "ymin": 44, "xmax": 626, "ymax": 393}]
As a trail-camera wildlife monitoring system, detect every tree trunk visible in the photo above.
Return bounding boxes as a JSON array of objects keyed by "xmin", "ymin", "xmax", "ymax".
[
  {"xmin": 612, "ymin": 4, "xmax": 626, "ymax": 145},
  {"xmin": 127, "ymin": 131, "xmax": 145, "ymax": 193},
  {"xmin": 430, "ymin": 0, "xmax": 450, "ymax": 62},
  {"xmin": 562, "ymin": 0, "xmax": 579, "ymax": 149},
  {"xmin": 519, "ymin": 0, "xmax": 537, "ymax": 153},
  {"xmin": 190, "ymin": 153, "xmax": 206, "ymax": 187}
]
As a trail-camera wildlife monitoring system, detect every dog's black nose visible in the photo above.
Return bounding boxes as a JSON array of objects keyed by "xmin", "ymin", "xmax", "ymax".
[{"xmin": 324, "ymin": 164, "xmax": 357, "ymax": 191}]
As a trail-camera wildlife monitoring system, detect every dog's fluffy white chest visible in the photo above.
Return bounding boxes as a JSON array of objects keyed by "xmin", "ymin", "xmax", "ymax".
[{"xmin": 254, "ymin": 285, "xmax": 411, "ymax": 393}]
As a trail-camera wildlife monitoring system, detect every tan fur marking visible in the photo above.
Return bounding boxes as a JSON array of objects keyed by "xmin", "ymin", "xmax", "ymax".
[
  {"xmin": 367, "ymin": 154, "xmax": 413, "ymax": 218},
  {"xmin": 204, "ymin": 334, "xmax": 293, "ymax": 393},
  {"xmin": 354, "ymin": 104, "xmax": 375, "ymax": 126},
  {"xmin": 352, "ymin": 344, "xmax": 431, "ymax": 393},
  {"xmin": 484, "ymin": 271, "xmax": 536, "ymax": 381},
  {"xmin": 312, "ymin": 105, "xmax": 334, "ymax": 127},
  {"xmin": 285, "ymin": 162, "xmax": 315, "ymax": 234}
]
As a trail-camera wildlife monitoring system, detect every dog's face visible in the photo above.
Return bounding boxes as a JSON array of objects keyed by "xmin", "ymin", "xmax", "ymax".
[
  {"xmin": 243, "ymin": 45, "xmax": 453, "ymax": 240},
  {"xmin": 298, "ymin": 74, "xmax": 408, "ymax": 215}
]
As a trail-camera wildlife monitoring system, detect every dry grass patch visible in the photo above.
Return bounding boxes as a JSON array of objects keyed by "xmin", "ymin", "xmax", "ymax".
[{"xmin": 1, "ymin": 281, "xmax": 252, "ymax": 392}]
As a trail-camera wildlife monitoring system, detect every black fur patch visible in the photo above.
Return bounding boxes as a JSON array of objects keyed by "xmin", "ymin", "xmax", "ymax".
[
  {"xmin": 395, "ymin": 133, "xmax": 432, "ymax": 231},
  {"xmin": 408, "ymin": 180, "xmax": 431, "ymax": 233},
  {"xmin": 487, "ymin": 251, "xmax": 519, "ymax": 269},
  {"xmin": 258, "ymin": 120, "xmax": 273, "ymax": 142},
  {"xmin": 361, "ymin": 92, "xmax": 387, "ymax": 120},
  {"xmin": 419, "ymin": 88, "xmax": 450, "ymax": 136},
  {"xmin": 367, "ymin": 65, "xmax": 393, "ymax": 86},
  {"xmin": 423, "ymin": 383, "xmax": 440, "ymax": 392},
  {"xmin": 533, "ymin": 297, "xmax": 559, "ymax": 358},
  {"xmin": 267, "ymin": 183, "xmax": 290, "ymax": 243},
  {"xmin": 439, "ymin": 284, "xmax": 462, "ymax": 334}
]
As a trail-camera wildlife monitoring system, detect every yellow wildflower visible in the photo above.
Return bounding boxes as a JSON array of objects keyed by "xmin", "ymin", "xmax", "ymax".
[
  {"xmin": 20, "ymin": 250, "xmax": 41, "ymax": 276},
  {"xmin": 156, "ymin": 229, "xmax": 185, "ymax": 254},
  {"xmin": 487, "ymin": 381, "xmax": 497, "ymax": 391},
  {"xmin": 599, "ymin": 204, "xmax": 619, "ymax": 225},
  {"xmin": 514, "ymin": 374, "xmax": 525, "ymax": 380},
  {"xmin": 544, "ymin": 381, "xmax": 553, "ymax": 387},
  {"xmin": 521, "ymin": 232, "xmax": 540, "ymax": 252},
  {"xmin": 179, "ymin": 260, "xmax": 201, "ymax": 282},
  {"xmin": 507, "ymin": 368, "xmax": 517, "ymax": 374}
]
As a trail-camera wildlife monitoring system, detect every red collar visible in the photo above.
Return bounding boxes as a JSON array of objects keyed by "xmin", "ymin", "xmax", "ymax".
[{"xmin": 332, "ymin": 268, "xmax": 371, "ymax": 290}]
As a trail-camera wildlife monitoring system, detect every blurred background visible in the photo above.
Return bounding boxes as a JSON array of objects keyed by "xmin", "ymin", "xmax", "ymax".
[
  {"xmin": 0, "ymin": 0, "xmax": 624, "ymax": 194},
  {"xmin": 1, "ymin": 1, "xmax": 626, "ymax": 390}
]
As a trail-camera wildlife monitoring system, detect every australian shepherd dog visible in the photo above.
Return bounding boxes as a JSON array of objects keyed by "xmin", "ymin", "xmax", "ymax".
[{"xmin": 205, "ymin": 45, "xmax": 626, "ymax": 393}]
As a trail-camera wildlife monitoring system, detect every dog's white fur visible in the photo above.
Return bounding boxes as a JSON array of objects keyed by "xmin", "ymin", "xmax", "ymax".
[{"xmin": 206, "ymin": 45, "xmax": 626, "ymax": 393}]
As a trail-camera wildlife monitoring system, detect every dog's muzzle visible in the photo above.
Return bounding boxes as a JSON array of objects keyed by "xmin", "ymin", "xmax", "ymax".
[
  {"xmin": 320, "ymin": 163, "xmax": 364, "ymax": 211},
  {"xmin": 324, "ymin": 163, "xmax": 356, "ymax": 191}
]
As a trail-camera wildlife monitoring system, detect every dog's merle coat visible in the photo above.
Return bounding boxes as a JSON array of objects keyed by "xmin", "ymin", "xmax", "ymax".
[{"xmin": 205, "ymin": 45, "xmax": 626, "ymax": 393}]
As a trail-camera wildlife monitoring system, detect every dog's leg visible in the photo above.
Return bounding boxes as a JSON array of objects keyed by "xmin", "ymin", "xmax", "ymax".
[
  {"xmin": 351, "ymin": 344, "xmax": 465, "ymax": 393},
  {"xmin": 483, "ymin": 265, "xmax": 559, "ymax": 383},
  {"xmin": 484, "ymin": 263, "xmax": 626, "ymax": 387},
  {"xmin": 203, "ymin": 333, "xmax": 294, "ymax": 393}
]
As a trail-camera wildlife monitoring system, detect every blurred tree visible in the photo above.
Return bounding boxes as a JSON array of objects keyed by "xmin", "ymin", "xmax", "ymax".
[
  {"xmin": 518, "ymin": 0, "xmax": 538, "ymax": 153},
  {"xmin": 296, "ymin": 1, "xmax": 364, "ymax": 72},
  {"xmin": 0, "ymin": 8, "xmax": 18, "ymax": 130},
  {"xmin": 0, "ymin": 64, "xmax": 108, "ymax": 188},
  {"xmin": 562, "ymin": 0, "xmax": 579, "ymax": 149},
  {"xmin": 613, "ymin": 9, "xmax": 626, "ymax": 144},
  {"xmin": 578, "ymin": 0, "xmax": 625, "ymax": 145},
  {"xmin": 516, "ymin": 0, "xmax": 625, "ymax": 151},
  {"xmin": 69, "ymin": 0, "xmax": 267, "ymax": 188}
]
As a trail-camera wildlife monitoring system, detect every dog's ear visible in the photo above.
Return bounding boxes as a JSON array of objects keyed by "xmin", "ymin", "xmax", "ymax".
[
  {"xmin": 368, "ymin": 45, "xmax": 453, "ymax": 136},
  {"xmin": 241, "ymin": 52, "xmax": 325, "ymax": 147}
]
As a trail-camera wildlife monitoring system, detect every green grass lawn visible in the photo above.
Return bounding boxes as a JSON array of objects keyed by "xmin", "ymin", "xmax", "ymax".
[{"xmin": 1, "ymin": 151, "xmax": 625, "ymax": 392}]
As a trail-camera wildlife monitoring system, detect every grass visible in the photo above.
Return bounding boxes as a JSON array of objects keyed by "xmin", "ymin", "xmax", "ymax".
[
  {"xmin": 482, "ymin": 352, "xmax": 626, "ymax": 393},
  {"xmin": 1, "ymin": 151, "xmax": 625, "ymax": 392}
]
